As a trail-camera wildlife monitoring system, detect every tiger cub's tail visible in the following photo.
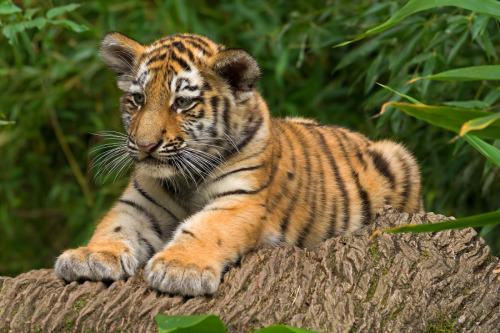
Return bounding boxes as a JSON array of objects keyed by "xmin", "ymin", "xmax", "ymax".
[{"xmin": 366, "ymin": 140, "xmax": 424, "ymax": 214}]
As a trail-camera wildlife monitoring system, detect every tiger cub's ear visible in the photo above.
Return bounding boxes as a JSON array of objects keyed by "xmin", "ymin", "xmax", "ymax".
[
  {"xmin": 100, "ymin": 32, "xmax": 144, "ymax": 75},
  {"xmin": 211, "ymin": 49, "xmax": 260, "ymax": 103}
]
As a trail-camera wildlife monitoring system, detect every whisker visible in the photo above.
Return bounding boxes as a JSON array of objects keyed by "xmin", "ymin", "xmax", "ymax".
[
  {"xmin": 222, "ymin": 132, "xmax": 239, "ymax": 153},
  {"xmin": 178, "ymin": 156, "xmax": 197, "ymax": 185},
  {"xmin": 183, "ymin": 151, "xmax": 216, "ymax": 178}
]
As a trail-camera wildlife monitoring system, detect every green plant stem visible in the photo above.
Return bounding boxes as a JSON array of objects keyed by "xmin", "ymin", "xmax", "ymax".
[{"xmin": 49, "ymin": 109, "xmax": 93, "ymax": 207}]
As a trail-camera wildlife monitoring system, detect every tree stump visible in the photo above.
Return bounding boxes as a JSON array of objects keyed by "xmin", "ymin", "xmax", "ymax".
[{"xmin": 0, "ymin": 207, "xmax": 498, "ymax": 332}]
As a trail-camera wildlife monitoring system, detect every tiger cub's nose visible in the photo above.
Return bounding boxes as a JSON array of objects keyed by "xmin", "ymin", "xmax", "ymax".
[{"xmin": 137, "ymin": 141, "xmax": 161, "ymax": 153}]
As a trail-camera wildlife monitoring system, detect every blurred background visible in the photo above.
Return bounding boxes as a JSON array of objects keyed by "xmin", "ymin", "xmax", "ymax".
[{"xmin": 1, "ymin": 0, "xmax": 499, "ymax": 276}]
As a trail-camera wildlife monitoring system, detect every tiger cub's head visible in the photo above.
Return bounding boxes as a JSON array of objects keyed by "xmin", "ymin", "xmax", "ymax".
[{"xmin": 99, "ymin": 32, "xmax": 262, "ymax": 180}]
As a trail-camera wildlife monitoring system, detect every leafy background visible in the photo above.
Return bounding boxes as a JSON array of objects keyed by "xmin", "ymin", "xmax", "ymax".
[{"xmin": 0, "ymin": 0, "xmax": 498, "ymax": 276}]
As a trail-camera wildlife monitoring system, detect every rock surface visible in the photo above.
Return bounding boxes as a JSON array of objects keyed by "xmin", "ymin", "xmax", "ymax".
[{"xmin": 0, "ymin": 207, "xmax": 499, "ymax": 333}]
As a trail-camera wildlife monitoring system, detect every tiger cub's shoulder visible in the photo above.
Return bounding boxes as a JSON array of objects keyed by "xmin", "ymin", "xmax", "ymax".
[
  {"xmin": 276, "ymin": 116, "xmax": 373, "ymax": 147},
  {"xmin": 282, "ymin": 116, "xmax": 320, "ymax": 125}
]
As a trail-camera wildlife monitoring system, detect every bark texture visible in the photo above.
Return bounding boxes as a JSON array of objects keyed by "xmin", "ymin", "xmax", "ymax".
[{"xmin": 1, "ymin": 207, "xmax": 499, "ymax": 333}]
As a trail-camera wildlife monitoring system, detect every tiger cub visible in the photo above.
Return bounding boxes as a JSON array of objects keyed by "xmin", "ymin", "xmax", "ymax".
[{"xmin": 55, "ymin": 32, "xmax": 423, "ymax": 296}]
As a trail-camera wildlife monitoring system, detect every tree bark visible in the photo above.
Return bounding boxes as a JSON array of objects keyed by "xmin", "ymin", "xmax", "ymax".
[{"xmin": 0, "ymin": 207, "xmax": 499, "ymax": 333}]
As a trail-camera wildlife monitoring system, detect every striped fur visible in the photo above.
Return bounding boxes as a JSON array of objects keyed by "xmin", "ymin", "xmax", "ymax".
[{"xmin": 55, "ymin": 32, "xmax": 423, "ymax": 296}]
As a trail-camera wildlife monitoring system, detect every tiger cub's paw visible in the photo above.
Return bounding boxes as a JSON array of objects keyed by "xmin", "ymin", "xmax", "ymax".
[
  {"xmin": 55, "ymin": 244, "xmax": 139, "ymax": 282},
  {"xmin": 145, "ymin": 250, "xmax": 220, "ymax": 296}
]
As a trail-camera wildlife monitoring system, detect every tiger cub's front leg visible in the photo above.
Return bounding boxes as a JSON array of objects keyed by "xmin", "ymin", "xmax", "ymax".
[
  {"xmin": 55, "ymin": 178, "xmax": 179, "ymax": 282},
  {"xmin": 146, "ymin": 198, "xmax": 266, "ymax": 296}
]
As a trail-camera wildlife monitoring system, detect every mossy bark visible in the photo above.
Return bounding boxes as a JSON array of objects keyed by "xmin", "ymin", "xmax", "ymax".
[{"xmin": 0, "ymin": 207, "xmax": 499, "ymax": 332}]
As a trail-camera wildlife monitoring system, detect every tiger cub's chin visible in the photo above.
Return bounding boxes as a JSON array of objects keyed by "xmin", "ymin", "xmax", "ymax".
[
  {"xmin": 134, "ymin": 159, "xmax": 179, "ymax": 180},
  {"xmin": 54, "ymin": 32, "xmax": 423, "ymax": 296}
]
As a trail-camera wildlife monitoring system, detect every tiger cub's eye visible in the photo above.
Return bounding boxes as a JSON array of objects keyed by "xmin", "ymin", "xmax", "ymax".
[
  {"xmin": 133, "ymin": 93, "xmax": 145, "ymax": 104},
  {"xmin": 175, "ymin": 97, "xmax": 191, "ymax": 108}
]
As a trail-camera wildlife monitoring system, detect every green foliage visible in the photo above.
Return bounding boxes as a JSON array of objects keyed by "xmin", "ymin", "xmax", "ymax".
[
  {"xmin": 360, "ymin": 1, "xmax": 500, "ymax": 239},
  {"xmin": 0, "ymin": 0, "xmax": 499, "ymax": 277},
  {"xmin": 378, "ymin": 210, "xmax": 500, "ymax": 234},
  {"xmin": 412, "ymin": 65, "xmax": 500, "ymax": 82},
  {"xmin": 336, "ymin": 0, "xmax": 500, "ymax": 46},
  {"xmin": 0, "ymin": 0, "xmax": 87, "ymax": 47},
  {"xmin": 384, "ymin": 103, "xmax": 500, "ymax": 140},
  {"xmin": 155, "ymin": 314, "xmax": 316, "ymax": 333},
  {"xmin": 156, "ymin": 315, "xmax": 225, "ymax": 333}
]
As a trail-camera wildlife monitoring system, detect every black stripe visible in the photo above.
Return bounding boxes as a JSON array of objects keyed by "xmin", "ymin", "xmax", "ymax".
[
  {"xmin": 175, "ymin": 78, "xmax": 187, "ymax": 92},
  {"xmin": 191, "ymin": 96, "xmax": 204, "ymax": 103},
  {"xmin": 185, "ymin": 48, "xmax": 196, "ymax": 63},
  {"xmin": 306, "ymin": 127, "xmax": 328, "ymax": 243},
  {"xmin": 207, "ymin": 207, "xmax": 236, "ymax": 211},
  {"xmin": 398, "ymin": 154, "xmax": 412, "ymax": 212},
  {"xmin": 182, "ymin": 36, "xmax": 213, "ymax": 53},
  {"xmin": 279, "ymin": 126, "xmax": 304, "ymax": 235},
  {"xmin": 341, "ymin": 127, "xmax": 371, "ymax": 146},
  {"xmin": 367, "ymin": 150, "xmax": 396, "ymax": 189},
  {"xmin": 181, "ymin": 35, "xmax": 211, "ymax": 48},
  {"xmin": 210, "ymin": 170, "xmax": 273, "ymax": 200},
  {"xmin": 187, "ymin": 108, "xmax": 205, "ymax": 119},
  {"xmin": 119, "ymin": 199, "xmax": 163, "ymax": 239},
  {"xmin": 289, "ymin": 124, "xmax": 316, "ymax": 246},
  {"xmin": 210, "ymin": 96, "xmax": 219, "ymax": 137},
  {"xmin": 138, "ymin": 233, "xmax": 155, "ymax": 259},
  {"xmin": 224, "ymin": 136, "xmax": 270, "ymax": 166},
  {"xmin": 172, "ymin": 41, "xmax": 186, "ymax": 53},
  {"xmin": 133, "ymin": 179, "xmax": 179, "ymax": 221},
  {"xmin": 181, "ymin": 229, "xmax": 198, "ymax": 240},
  {"xmin": 211, "ymin": 165, "xmax": 264, "ymax": 183},
  {"xmin": 333, "ymin": 131, "xmax": 372, "ymax": 225},
  {"xmin": 316, "ymin": 130, "xmax": 349, "ymax": 234},
  {"xmin": 211, "ymin": 149, "xmax": 279, "ymax": 201},
  {"xmin": 170, "ymin": 50, "xmax": 191, "ymax": 71},
  {"xmin": 183, "ymin": 39, "xmax": 213, "ymax": 56},
  {"xmin": 338, "ymin": 129, "xmax": 367, "ymax": 168},
  {"xmin": 146, "ymin": 52, "xmax": 167, "ymax": 65},
  {"xmin": 236, "ymin": 116, "xmax": 263, "ymax": 152},
  {"xmin": 302, "ymin": 123, "xmax": 369, "ymax": 146},
  {"xmin": 184, "ymin": 85, "xmax": 199, "ymax": 92},
  {"xmin": 211, "ymin": 187, "xmax": 266, "ymax": 200},
  {"xmin": 203, "ymin": 82, "xmax": 212, "ymax": 91},
  {"xmin": 267, "ymin": 126, "xmax": 293, "ymax": 212},
  {"xmin": 222, "ymin": 97, "xmax": 231, "ymax": 137}
]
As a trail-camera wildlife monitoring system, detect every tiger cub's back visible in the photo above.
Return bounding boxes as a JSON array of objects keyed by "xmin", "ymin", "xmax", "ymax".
[{"xmin": 264, "ymin": 118, "xmax": 423, "ymax": 248}]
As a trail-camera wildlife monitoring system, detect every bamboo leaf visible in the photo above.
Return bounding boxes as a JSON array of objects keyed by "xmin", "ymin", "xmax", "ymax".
[
  {"xmin": 0, "ymin": 1, "xmax": 21, "ymax": 15},
  {"xmin": 460, "ymin": 113, "xmax": 500, "ymax": 136},
  {"xmin": 442, "ymin": 100, "xmax": 490, "ymax": 109},
  {"xmin": 155, "ymin": 315, "xmax": 226, "ymax": 333},
  {"xmin": 46, "ymin": 4, "xmax": 81, "ymax": 19},
  {"xmin": 411, "ymin": 65, "xmax": 500, "ymax": 82},
  {"xmin": 24, "ymin": 17, "xmax": 46, "ymax": 30},
  {"xmin": 375, "ymin": 211, "xmax": 500, "ymax": 234},
  {"xmin": 336, "ymin": 0, "xmax": 500, "ymax": 47},
  {"xmin": 462, "ymin": 134, "xmax": 500, "ymax": 167},
  {"xmin": 2, "ymin": 22, "xmax": 24, "ymax": 45},
  {"xmin": 49, "ymin": 19, "xmax": 88, "ymax": 33},
  {"xmin": 376, "ymin": 83, "xmax": 424, "ymax": 105},
  {"xmin": 387, "ymin": 103, "xmax": 500, "ymax": 140},
  {"xmin": 154, "ymin": 315, "xmax": 318, "ymax": 333},
  {"xmin": 24, "ymin": 8, "xmax": 40, "ymax": 20}
]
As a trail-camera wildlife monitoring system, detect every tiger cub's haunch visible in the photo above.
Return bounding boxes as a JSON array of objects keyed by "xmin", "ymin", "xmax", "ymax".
[{"xmin": 55, "ymin": 32, "xmax": 423, "ymax": 296}]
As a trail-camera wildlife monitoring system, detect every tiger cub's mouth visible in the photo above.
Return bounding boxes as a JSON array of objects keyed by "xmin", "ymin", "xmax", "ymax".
[{"xmin": 139, "ymin": 154, "xmax": 180, "ymax": 166}]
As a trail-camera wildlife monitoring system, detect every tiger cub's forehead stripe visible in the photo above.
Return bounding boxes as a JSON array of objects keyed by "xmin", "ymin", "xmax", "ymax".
[{"xmin": 127, "ymin": 62, "xmax": 151, "ymax": 92}]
